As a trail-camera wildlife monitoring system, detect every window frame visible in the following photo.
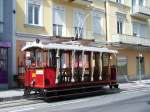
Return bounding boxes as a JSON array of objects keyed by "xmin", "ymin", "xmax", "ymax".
[
  {"xmin": 73, "ymin": 9, "xmax": 86, "ymax": 39},
  {"xmin": 117, "ymin": 56, "xmax": 128, "ymax": 75},
  {"xmin": 25, "ymin": 0, "xmax": 43, "ymax": 26},
  {"xmin": 116, "ymin": 0, "xmax": 124, "ymax": 4},
  {"xmin": 117, "ymin": 15, "xmax": 125, "ymax": 34},
  {"xmin": 52, "ymin": 5, "xmax": 66, "ymax": 37},
  {"xmin": 92, "ymin": 10, "xmax": 103, "ymax": 35}
]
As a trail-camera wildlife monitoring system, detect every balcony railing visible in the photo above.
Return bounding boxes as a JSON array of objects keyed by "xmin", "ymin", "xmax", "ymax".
[
  {"xmin": 132, "ymin": 5, "xmax": 150, "ymax": 19},
  {"xmin": 109, "ymin": 34, "xmax": 150, "ymax": 47},
  {"xmin": 52, "ymin": 26, "xmax": 94, "ymax": 40}
]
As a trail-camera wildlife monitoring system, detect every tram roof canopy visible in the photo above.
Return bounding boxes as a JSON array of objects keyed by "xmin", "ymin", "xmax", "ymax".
[{"xmin": 21, "ymin": 41, "xmax": 118, "ymax": 54}]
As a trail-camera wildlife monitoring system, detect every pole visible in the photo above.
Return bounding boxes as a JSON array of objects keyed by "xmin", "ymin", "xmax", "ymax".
[
  {"xmin": 91, "ymin": 51, "xmax": 94, "ymax": 81},
  {"xmin": 71, "ymin": 50, "xmax": 75, "ymax": 82},
  {"xmin": 82, "ymin": 51, "xmax": 85, "ymax": 81},
  {"xmin": 105, "ymin": 0, "xmax": 108, "ymax": 41},
  {"xmin": 56, "ymin": 49, "xmax": 60, "ymax": 84},
  {"xmin": 139, "ymin": 55, "xmax": 141, "ymax": 81},
  {"xmin": 99, "ymin": 53, "xmax": 102, "ymax": 80}
]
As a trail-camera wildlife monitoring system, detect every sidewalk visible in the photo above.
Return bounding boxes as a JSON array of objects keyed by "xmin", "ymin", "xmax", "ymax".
[
  {"xmin": 0, "ymin": 79, "xmax": 150, "ymax": 102},
  {"xmin": 0, "ymin": 89, "xmax": 24, "ymax": 102}
]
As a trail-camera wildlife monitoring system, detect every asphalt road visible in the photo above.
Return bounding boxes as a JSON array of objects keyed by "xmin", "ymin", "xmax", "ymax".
[
  {"xmin": 1, "ymin": 84, "xmax": 150, "ymax": 112},
  {"xmin": 56, "ymin": 94, "xmax": 150, "ymax": 112}
]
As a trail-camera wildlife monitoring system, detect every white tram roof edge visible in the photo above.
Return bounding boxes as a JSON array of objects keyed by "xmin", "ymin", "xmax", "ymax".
[{"xmin": 21, "ymin": 41, "xmax": 118, "ymax": 54}]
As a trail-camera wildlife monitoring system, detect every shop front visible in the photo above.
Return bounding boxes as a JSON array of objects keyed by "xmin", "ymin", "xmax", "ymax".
[{"xmin": 0, "ymin": 41, "xmax": 11, "ymax": 85}]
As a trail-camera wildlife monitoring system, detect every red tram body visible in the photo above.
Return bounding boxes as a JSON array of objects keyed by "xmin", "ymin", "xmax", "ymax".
[{"xmin": 22, "ymin": 41, "xmax": 119, "ymax": 96}]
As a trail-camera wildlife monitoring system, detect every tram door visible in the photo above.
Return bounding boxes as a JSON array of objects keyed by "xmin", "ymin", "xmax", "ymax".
[{"xmin": 0, "ymin": 48, "xmax": 8, "ymax": 84}]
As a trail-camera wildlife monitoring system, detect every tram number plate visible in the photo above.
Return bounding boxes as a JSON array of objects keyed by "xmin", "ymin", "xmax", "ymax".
[{"xmin": 36, "ymin": 69, "xmax": 44, "ymax": 75}]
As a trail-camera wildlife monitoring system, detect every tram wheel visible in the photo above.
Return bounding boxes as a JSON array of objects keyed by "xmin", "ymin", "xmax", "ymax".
[
  {"xmin": 109, "ymin": 85, "xmax": 113, "ymax": 89},
  {"xmin": 114, "ymin": 84, "xmax": 119, "ymax": 89},
  {"xmin": 24, "ymin": 87, "xmax": 31, "ymax": 96}
]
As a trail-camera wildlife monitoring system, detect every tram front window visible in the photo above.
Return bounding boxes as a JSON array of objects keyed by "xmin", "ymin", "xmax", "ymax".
[{"xmin": 26, "ymin": 49, "xmax": 48, "ymax": 68}]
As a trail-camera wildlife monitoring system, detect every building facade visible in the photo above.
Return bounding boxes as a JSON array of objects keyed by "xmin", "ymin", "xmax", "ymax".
[
  {"xmin": 0, "ymin": 0, "xmax": 14, "ymax": 89},
  {"xmin": 106, "ymin": 0, "xmax": 150, "ymax": 81},
  {"xmin": 16, "ymin": 0, "xmax": 150, "ymax": 82}
]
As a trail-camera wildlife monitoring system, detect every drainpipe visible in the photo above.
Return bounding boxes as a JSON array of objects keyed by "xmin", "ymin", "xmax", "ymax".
[{"xmin": 105, "ymin": 0, "xmax": 108, "ymax": 42}]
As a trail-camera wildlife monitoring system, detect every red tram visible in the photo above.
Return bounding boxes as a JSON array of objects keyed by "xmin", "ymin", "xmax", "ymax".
[{"xmin": 21, "ymin": 40, "xmax": 118, "ymax": 96}]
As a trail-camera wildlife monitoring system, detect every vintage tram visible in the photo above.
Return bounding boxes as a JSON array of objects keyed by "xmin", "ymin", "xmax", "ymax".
[{"xmin": 21, "ymin": 40, "xmax": 118, "ymax": 96}]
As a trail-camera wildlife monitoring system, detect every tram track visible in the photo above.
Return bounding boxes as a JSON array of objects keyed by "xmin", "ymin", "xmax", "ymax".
[
  {"xmin": 0, "ymin": 87, "xmax": 118, "ymax": 109},
  {"xmin": 0, "ymin": 96, "xmax": 44, "ymax": 109}
]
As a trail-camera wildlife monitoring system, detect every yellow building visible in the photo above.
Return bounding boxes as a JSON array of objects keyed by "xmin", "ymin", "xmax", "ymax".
[
  {"xmin": 16, "ymin": 0, "xmax": 150, "ymax": 82},
  {"xmin": 106, "ymin": 0, "xmax": 150, "ymax": 81}
]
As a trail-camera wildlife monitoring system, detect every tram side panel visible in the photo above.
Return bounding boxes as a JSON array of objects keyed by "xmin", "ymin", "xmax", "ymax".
[
  {"xmin": 44, "ymin": 68, "xmax": 56, "ymax": 88},
  {"xmin": 25, "ymin": 68, "xmax": 56, "ymax": 89}
]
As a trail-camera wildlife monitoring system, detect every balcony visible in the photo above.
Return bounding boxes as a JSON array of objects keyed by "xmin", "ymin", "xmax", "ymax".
[
  {"xmin": 64, "ymin": 0, "xmax": 93, "ymax": 5},
  {"xmin": 109, "ymin": 34, "xmax": 150, "ymax": 47},
  {"xmin": 131, "ymin": 5, "xmax": 150, "ymax": 19},
  {"xmin": 52, "ymin": 26, "xmax": 94, "ymax": 40}
]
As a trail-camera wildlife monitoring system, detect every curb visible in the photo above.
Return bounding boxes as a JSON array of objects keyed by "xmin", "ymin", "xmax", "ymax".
[{"xmin": 0, "ymin": 96, "xmax": 24, "ymax": 102}]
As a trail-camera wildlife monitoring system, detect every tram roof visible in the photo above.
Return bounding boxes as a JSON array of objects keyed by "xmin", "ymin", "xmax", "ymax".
[{"xmin": 22, "ymin": 41, "xmax": 118, "ymax": 54}]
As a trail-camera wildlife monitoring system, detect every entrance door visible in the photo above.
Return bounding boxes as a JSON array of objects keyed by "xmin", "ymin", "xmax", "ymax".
[
  {"xmin": 0, "ymin": 48, "xmax": 8, "ymax": 84},
  {"xmin": 136, "ymin": 57, "xmax": 144, "ymax": 76}
]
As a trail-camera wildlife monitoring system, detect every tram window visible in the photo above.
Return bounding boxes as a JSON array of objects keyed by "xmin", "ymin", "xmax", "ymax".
[
  {"xmin": 25, "ymin": 50, "xmax": 48, "ymax": 68},
  {"xmin": 102, "ymin": 53, "xmax": 109, "ymax": 66},
  {"xmin": 48, "ymin": 50, "xmax": 56, "ymax": 67},
  {"xmin": 85, "ymin": 54, "xmax": 90, "ymax": 69},
  {"xmin": 36, "ymin": 52, "xmax": 42, "ymax": 67},
  {"xmin": 61, "ymin": 53, "xmax": 70, "ymax": 68},
  {"xmin": 75, "ymin": 53, "xmax": 82, "ymax": 68}
]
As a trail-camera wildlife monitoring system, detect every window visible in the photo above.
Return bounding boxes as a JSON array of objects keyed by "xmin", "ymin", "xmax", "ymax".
[
  {"xmin": 93, "ymin": 11, "xmax": 103, "ymax": 35},
  {"xmin": 0, "ymin": 0, "xmax": 3, "ymax": 33},
  {"xmin": 53, "ymin": 6, "xmax": 65, "ymax": 37},
  {"xmin": 132, "ymin": 22, "xmax": 148, "ymax": 38},
  {"xmin": 132, "ymin": 0, "xmax": 146, "ymax": 7},
  {"xmin": 0, "ymin": 48, "xmax": 8, "ymax": 71},
  {"xmin": 117, "ymin": 15, "xmax": 124, "ymax": 34},
  {"xmin": 26, "ymin": 0, "xmax": 43, "ymax": 26},
  {"xmin": 139, "ymin": 0, "xmax": 145, "ymax": 6},
  {"xmin": 73, "ymin": 10, "xmax": 85, "ymax": 39},
  {"xmin": 116, "ymin": 0, "xmax": 124, "ymax": 4},
  {"xmin": 117, "ymin": 57, "xmax": 127, "ymax": 75}
]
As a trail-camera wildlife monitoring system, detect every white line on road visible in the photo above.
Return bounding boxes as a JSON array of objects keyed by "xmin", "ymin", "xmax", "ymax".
[
  {"xmin": 9, "ymin": 107, "xmax": 35, "ymax": 112},
  {"xmin": 47, "ymin": 99, "xmax": 91, "ymax": 107}
]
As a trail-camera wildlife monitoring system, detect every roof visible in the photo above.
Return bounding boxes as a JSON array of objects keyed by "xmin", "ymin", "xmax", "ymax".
[{"xmin": 21, "ymin": 41, "xmax": 118, "ymax": 54}]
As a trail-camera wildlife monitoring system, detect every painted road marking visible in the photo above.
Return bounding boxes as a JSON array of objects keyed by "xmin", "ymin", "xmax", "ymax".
[{"xmin": 9, "ymin": 107, "xmax": 35, "ymax": 112}]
